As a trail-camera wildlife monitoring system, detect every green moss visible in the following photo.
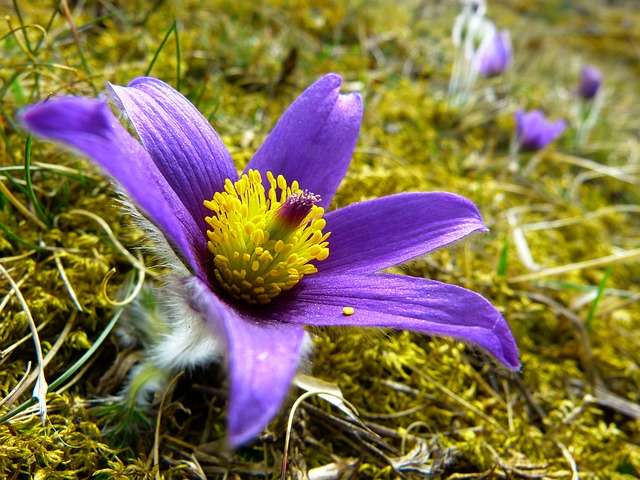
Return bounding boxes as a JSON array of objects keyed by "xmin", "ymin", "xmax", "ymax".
[{"xmin": 0, "ymin": 0, "xmax": 639, "ymax": 478}]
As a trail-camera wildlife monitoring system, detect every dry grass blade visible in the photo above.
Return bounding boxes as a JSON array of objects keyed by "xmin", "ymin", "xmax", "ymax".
[
  {"xmin": 412, "ymin": 367, "xmax": 507, "ymax": 434},
  {"xmin": 0, "ymin": 179, "xmax": 47, "ymax": 230},
  {"xmin": 0, "ymin": 250, "xmax": 37, "ymax": 264},
  {"xmin": 53, "ymin": 251, "xmax": 83, "ymax": 311},
  {"xmin": 293, "ymin": 373, "xmax": 361, "ymax": 423},
  {"xmin": 307, "ymin": 458, "xmax": 359, "ymax": 480},
  {"xmin": 281, "ymin": 390, "xmax": 362, "ymax": 480},
  {"xmin": 59, "ymin": 0, "xmax": 97, "ymax": 94},
  {"xmin": 0, "ymin": 271, "xmax": 29, "ymax": 316},
  {"xmin": 0, "ymin": 314, "xmax": 75, "ymax": 409},
  {"xmin": 2, "ymin": 16, "xmax": 39, "ymax": 63},
  {"xmin": 509, "ymin": 248, "xmax": 640, "ymax": 283},
  {"xmin": 0, "ymin": 319, "xmax": 50, "ymax": 366},
  {"xmin": 520, "ymin": 205, "xmax": 640, "ymax": 232},
  {"xmin": 0, "ymin": 264, "xmax": 48, "ymax": 424},
  {"xmin": 556, "ymin": 442, "xmax": 579, "ymax": 480},
  {"xmin": 0, "ymin": 361, "xmax": 31, "ymax": 410},
  {"xmin": 100, "ymin": 255, "xmax": 146, "ymax": 307},
  {"xmin": 60, "ymin": 209, "xmax": 156, "ymax": 277},
  {"xmin": 506, "ymin": 206, "xmax": 547, "ymax": 272},
  {"xmin": 552, "ymin": 152, "xmax": 639, "ymax": 185},
  {"xmin": 153, "ymin": 371, "xmax": 184, "ymax": 480}
]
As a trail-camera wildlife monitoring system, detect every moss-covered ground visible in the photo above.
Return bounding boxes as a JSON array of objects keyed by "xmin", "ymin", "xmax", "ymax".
[{"xmin": 1, "ymin": 0, "xmax": 639, "ymax": 478}]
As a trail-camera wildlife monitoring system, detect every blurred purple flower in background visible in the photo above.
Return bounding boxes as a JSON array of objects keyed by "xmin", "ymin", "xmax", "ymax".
[
  {"xmin": 475, "ymin": 30, "xmax": 512, "ymax": 78},
  {"xmin": 21, "ymin": 74, "xmax": 520, "ymax": 447},
  {"xmin": 578, "ymin": 65, "xmax": 602, "ymax": 100},
  {"xmin": 515, "ymin": 109, "xmax": 566, "ymax": 151}
]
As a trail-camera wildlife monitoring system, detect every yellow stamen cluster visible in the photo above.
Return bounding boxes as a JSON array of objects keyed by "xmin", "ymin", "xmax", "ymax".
[{"xmin": 204, "ymin": 169, "xmax": 330, "ymax": 304}]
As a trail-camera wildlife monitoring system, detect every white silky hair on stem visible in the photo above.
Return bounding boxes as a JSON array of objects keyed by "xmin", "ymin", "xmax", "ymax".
[
  {"xmin": 115, "ymin": 188, "xmax": 314, "ymax": 402},
  {"xmin": 116, "ymin": 190, "xmax": 222, "ymax": 369},
  {"xmin": 449, "ymin": 0, "xmax": 495, "ymax": 105}
]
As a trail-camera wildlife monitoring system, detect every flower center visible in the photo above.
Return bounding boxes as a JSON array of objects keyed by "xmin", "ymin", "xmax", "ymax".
[{"xmin": 203, "ymin": 169, "xmax": 330, "ymax": 305}]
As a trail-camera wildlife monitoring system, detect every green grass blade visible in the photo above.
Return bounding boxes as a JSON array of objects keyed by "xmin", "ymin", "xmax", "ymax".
[
  {"xmin": 34, "ymin": 0, "xmax": 61, "ymax": 52},
  {"xmin": 497, "ymin": 237, "xmax": 509, "ymax": 277},
  {"xmin": 0, "ymin": 219, "xmax": 38, "ymax": 249},
  {"xmin": 12, "ymin": 0, "xmax": 33, "ymax": 52},
  {"xmin": 145, "ymin": 20, "xmax": 177, "ymax": 79},
  {"xmin": 174, "ymin": 20, "xmax": 181, "ymax": 90},
  {"xmin": 9, "ymin": 75, "xmax": 26, "ymax": 105},
  {"xmin": 585, "ymin": 267, "xmax": 612, "ymax": 332},
  {"xmin": 23, "ymin": 135, "xmax": 50, "ymax": 225}
]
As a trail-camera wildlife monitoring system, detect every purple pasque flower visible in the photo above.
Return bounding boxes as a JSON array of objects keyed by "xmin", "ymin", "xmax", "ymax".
[
  {"xmin": 21, "ymin": 74, "xmax": 519, "ymax": 447},
  {"xmin": 474, "ymin": 29, "xmax": 512, "ymax": 78},
  {"xmin": 578, "ymin": 65, "xmax": 602, "ymax": 100},
  {"xmin": 515, "ymin": 109, "xmax": 566, "ymax": 151}
]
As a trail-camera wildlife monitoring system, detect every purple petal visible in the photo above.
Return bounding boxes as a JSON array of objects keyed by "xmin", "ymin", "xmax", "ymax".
[
  {"xmin": 108, "ymin": 77, "xmax": 237, "ymax": 227},
  {"xmin": 188, "ymin": 278, "xmax": 305, "ymax": 447},
  {"xmin": 271, "ymin": 273, "xmax": 520, "ymax": 370},
  {"xmin": 515, "ymin": 109, "xmax": 566, "ymax": 151},
  {"xmin": 320, "ymin": 192, "xmax": 487, "ymax": 275},
  {"xmin": 515, "ymin": 109, "xmax": 541, "ymax": 148},
  {"xmin": 244, "ymin": 74, "xmax": 363, "ymax": 208},
  {"xmin": 546, "ymin": 119, "xmax": 567, "ymax": 144},
  {"xmin": 20, "ymin": 97, "xmax": 208, "ymax": 277}
]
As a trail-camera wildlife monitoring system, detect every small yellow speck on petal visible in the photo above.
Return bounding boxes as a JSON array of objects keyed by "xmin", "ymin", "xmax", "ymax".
[{"xmin": 342, "ymin": 306, "xmax": 355, "ymax": 316}]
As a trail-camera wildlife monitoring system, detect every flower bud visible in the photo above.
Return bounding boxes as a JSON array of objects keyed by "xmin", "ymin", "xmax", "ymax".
[
  {"xmin": 475, "ymin": 30, "xmax": 512, "ymax": 78},
  {"xmin": 578, "ymin": 65, "xmax": 602, "ymax": 100}
]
